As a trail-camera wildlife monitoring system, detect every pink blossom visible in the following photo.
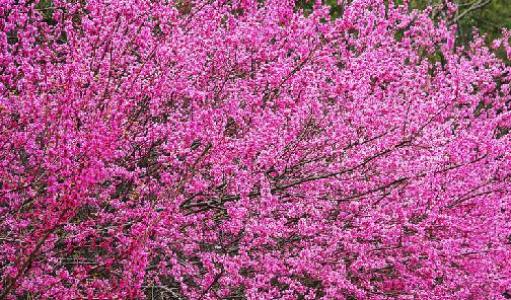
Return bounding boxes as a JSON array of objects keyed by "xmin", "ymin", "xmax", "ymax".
[{"xmin": 1, "ymin": 0, "xmax": 511, "ymax": 299}]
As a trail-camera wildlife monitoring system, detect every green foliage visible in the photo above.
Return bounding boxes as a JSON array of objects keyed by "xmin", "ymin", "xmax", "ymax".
[
  {"xmin": 294, "ymin": 0, "xmax": 344, "ymax": 18},
  {"xmin": 35, "ymin": 0, "xmax": 57, "ymax": 26},
  {"xmin": 410, "ymin": 0, "xmax": 511, "ymax": 60},
  {"xmin": 407, "ymin": 0, "xmax": 511, "ymax": 43},
  {"xmin": 454, "ymin": 0, "xmax": 511, "ymax": 62},
  {"xmin": 295, "ymin": 0, "xmax": 511, "ymax": 61},
  {"xmin": 297, "ymin": 0, "xmax": 510, "ymax": 40}
]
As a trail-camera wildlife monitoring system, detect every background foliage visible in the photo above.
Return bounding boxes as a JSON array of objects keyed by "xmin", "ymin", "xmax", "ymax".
[{"xmin": 297, "ymin": 0, "xmax": 511, "ymax": 58}]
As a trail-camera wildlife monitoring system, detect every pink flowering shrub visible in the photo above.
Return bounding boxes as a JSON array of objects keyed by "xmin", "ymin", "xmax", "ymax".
[{"xmin": 1, "ymin": 0, "xmax": 511, "ymax": 299}]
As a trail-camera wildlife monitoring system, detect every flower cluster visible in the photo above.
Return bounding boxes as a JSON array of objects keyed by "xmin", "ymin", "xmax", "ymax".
[{"xmin": 1, "ymin": 0, "xmax": 510, "ymax": 299}]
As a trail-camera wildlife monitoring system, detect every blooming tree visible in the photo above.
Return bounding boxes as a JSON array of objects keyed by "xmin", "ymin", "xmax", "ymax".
[{"xmin": 1, "ymin": 0, "xmax": 511, "ymax": 299}]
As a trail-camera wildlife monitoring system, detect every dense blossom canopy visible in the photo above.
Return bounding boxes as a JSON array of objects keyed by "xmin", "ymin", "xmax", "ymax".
[{"xmin": 1, "ymin": 0, "xmax": 511, "ymax": 299}]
